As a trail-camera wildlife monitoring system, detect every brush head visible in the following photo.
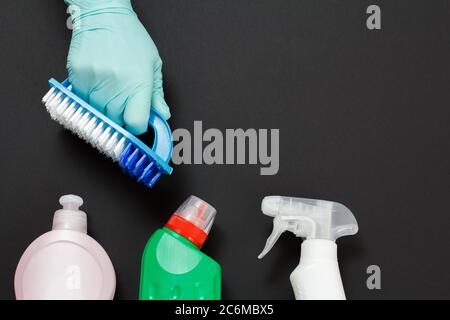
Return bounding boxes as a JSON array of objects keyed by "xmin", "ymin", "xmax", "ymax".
[{"xmin": 42, "ymin": 79, "xmax": 173, "ymax": 188}]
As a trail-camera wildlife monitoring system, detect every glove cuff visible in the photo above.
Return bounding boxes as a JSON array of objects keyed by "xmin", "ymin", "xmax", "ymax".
[{"xmin": 65, "ymin": 0, "xmax": 134, "ymax": 18}]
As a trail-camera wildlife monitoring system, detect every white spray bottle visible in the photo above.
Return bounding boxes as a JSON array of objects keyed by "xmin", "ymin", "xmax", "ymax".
[{"xmin": 258, "ymin": 196, "xmax": 358, "ymax": 300}]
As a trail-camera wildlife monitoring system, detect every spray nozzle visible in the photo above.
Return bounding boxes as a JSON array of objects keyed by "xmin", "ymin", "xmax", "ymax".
[{"xmin": 258, "ymin": 196, "xmax": 358, "ymax": 259}]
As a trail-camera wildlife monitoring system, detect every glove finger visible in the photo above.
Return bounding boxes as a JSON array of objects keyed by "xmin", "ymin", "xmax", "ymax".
[
  {"xmin": 70, "ymin": 79, "xmax": 90, "ymax": 103},
  {"xmin": 67, "ymin": 66, "xmax": 91, "ymax": 103},
  {"xmin": 151, "ymin": 58, "xmax": 171, "ymax": 120},
  {"xmin": 105, "ymin": 92, "xmax": 127, "ymax": 126},
  {"xmin": 67, "ymin": 41, "xmax": 92, "ymax": 103},
  {"xmin": 87, "ymin": 78, "xmax": 121, "ymax": 115},
  {"xmin": 152, "ymin": 95, "xmax": 171, "ymax": 120},
  {"xmin": 123, "ymin": 85, "xmax": 152, "ymax": 135},
  {"xmin": 87, "ymin": 84, "xmax": 110, "ymax": 114}
]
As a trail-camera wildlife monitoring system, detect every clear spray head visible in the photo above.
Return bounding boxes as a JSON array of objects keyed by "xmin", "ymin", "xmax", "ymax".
[
  {"xmin": 52, "ymin": 195, "xmax": 87, "ymax": 233},
  {"xmin": 258, "ymin": 196, "xmax": 358, "ymax": 259}
]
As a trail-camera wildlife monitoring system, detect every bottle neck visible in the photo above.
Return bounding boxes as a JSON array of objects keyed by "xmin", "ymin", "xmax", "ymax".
[
  {"xmin": 300, "ymin": 239, "xmax": 337, "ymax": 262},
  {"xmin": 165, "ymin": 214, "xmax": 208, "ymax": 249},
  {"xmin": 52, "ymin": 210, "xmax": 87, "ymax": 233}
]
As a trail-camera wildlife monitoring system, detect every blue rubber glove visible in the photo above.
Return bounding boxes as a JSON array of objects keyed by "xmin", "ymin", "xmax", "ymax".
[{"xmin": 65, "ymin": 0, "xmax": 170, "ymax": 135}]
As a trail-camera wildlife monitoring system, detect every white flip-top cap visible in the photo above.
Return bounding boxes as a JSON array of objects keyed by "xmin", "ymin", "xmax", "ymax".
[
  {"xmin": 176, "ymin": 196, "xmax": 217, "ymax": 234},
  {"xmin": 52, "ymin": 195, "xmax": 87, "ymax": 233}
]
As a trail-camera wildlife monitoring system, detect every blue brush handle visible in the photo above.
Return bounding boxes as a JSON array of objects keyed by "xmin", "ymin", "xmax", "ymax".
[{"xmin": 148, "ymin": 110, "xmax": 173, "ymax": 164}]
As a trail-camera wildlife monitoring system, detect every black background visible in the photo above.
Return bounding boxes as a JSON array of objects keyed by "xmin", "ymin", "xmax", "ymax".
[{"xmin": 1, "ymin": 0, "xmax": 449, "ymax": 300}]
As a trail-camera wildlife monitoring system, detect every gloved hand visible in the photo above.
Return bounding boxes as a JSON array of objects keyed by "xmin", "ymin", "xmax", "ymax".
[{"xmin": 65, "ymin": 0, "xmax": 170, "ymax": 135}]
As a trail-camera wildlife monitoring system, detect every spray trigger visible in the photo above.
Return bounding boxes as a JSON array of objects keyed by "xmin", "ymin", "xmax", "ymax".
[{"xmin": 258, "ymin": 216, "xmax": 300, "ymax": 259}]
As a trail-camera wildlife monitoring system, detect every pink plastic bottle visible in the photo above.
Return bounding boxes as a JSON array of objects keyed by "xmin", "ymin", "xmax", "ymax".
[{"xmin": 14, "ymin": 195, "xmax": 116, "ymax": 300}]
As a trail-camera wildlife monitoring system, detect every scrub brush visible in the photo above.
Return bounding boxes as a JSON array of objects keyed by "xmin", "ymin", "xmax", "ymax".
[{"xmin": 42, "ymin": 78, "xmax": 173, "ymax": 188}]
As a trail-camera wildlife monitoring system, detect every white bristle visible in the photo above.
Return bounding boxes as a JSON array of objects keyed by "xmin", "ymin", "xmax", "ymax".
[
  {"xmin": 45, "ymin": 95, "xmax": 56, "ymax": 111},
  {"xmin": 47, "ymin": 92, "xmax": 63, "ymax": 111},
  {"xmin": 105, "ymin": 132, "xmax": 120, "ymax": 158},
  {"xmin": 83, "ymin": 117, "xmax": 97, "ymax": 137},
  {"xmin": 42, "ymin": 87, "xmax": 130, "ymax": 163},
  {"xmin": 45, "ymin": 96, "xmax": 57, "ymax": 112},
  {"xmin": 62, "ymin": 102, "xmax": 77, "ymax": 123},
  {"xmin": 91, "ymin": 122, "xmax": 105, "ymax": 141},
  {"xmin": 68, "ymin": 107, "xmax": 84, "ymax": 128},
  {"xmin": 105, "ymin": 132, "xmax": 119, "ymax": 149},
  {"xmin": 113, "ymin": 137, "xmax": 127, "ymax": 161},
  {"xmin": 55, "ymin": 97, "xmax": 70, "ymax": 116},
  {"xmin": 44, "ymin": 92, "xmax": 56, "ymax": 106},
  {"xmin": 43, "ymin": 88, "xmax": 55, "ymax": 103},
  {"xmin": 98, "ymin": 127, "xmax": 112, "ymax": 148},
  {"xmin": 77, "ymin": 112, "xmax": 91, "ymax": 130}
]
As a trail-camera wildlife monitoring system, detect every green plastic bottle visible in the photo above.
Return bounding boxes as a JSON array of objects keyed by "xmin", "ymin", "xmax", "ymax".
[{"xmin": 139, "ymin": 196, "xmax": 221, "ymax": 300}]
